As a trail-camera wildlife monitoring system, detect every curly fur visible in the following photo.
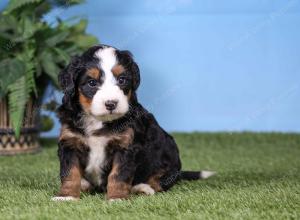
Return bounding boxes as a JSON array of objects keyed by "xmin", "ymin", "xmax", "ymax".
[{"xmin": 54, "ymin": 44, "xmax": 214, "ymax": 201}]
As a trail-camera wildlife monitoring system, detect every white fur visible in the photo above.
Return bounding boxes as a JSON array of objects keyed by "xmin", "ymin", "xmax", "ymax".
[
  {"xmin": 81, "ymin": 178, "xmax": 91, "ymax": 191},
  {"xmin": 51, "ymin": 196, "xmax": 78, "ymax": 201},
  {"xmin": 83, "ymin": 116, "xmax": 109, "ymax": 186},
  {"xmin": 131, "ymin": 184, "xmax": 155, "ymax": 195},
  {"xmin": 85, "ymin": 135, "xmax": 109, "ymax": 186},
  {"xmin": 91, "ymin": 47, "xmax": 129, "ymax": 121},
  {"xmin": 200, "ymin": 171, "xmax": 216, "ymax": 179},
  {"xmin": 84, "ymin": 115, "xmax": 103, "ymax": 135}
]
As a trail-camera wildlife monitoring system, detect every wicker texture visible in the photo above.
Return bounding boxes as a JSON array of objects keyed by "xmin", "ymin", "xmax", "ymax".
[{"xmin": 0, "ymin": 98, "xmax": 40, "ymax": 155}]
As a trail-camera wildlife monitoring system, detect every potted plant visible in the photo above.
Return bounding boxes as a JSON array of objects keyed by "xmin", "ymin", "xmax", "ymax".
[{"xmin": 0, "ymin": 0, "xmax": 98, "ymax": 155}]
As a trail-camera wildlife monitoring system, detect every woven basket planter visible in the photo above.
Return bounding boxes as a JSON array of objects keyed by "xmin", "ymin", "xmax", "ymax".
[{"xmin": 0, "ymin": 98, "xmax": 40, "ymax": 155}]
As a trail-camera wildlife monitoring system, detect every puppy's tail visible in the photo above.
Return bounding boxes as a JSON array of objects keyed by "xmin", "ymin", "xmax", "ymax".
[{"xmin": 180, "ymin": 170, "xmax": 216, "ymax": 181}]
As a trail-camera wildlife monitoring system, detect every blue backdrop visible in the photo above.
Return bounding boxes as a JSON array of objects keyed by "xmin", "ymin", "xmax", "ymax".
[{"xmin": 1, "ymin": 0, "xmax": 300, "ymax": 136}]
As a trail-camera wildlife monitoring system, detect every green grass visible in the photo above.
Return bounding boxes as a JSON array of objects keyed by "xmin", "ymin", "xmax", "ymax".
[{"xmin": 0, "ymin": 133, "xmax": 300, "ymax": 220}]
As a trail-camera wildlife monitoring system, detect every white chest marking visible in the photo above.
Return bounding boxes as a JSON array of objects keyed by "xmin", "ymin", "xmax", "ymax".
[
  {"xmin": 85, "ymin": 136, "xmax": 109, "ymax": 186},
  {"xmin": 84, "ymin": 116, "xmax": 109, "ymax": 186}
]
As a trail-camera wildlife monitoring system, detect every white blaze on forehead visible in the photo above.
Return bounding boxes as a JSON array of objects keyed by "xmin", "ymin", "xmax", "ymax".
[
  {"xmin": 90, "ymin": 46, "xmax": 129, "ymax": 120},
  {"xmin": 95, "ymin": 47, "xmax": 117, "ymax": 81}
]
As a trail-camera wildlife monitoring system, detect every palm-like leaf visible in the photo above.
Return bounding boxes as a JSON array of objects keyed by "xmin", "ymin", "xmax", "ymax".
[
  {"xmin": 0, "ymin": 58, "xmax": 26, "ymax": 93},
  {"xmin": 0, "ymin": 0, "xmax": 98, "ymax": 136},
  {"xmin": 8, "ymin": 76, "xmax": 27, "ymax": 137},
  {"xmin": 8, "ymin": 50, "xmax": 36, "ymax": 138}
]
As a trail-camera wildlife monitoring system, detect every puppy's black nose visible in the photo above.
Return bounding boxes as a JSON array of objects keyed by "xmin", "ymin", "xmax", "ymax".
[{"xmin": 105, "ymin": 100, "xmax": 118, "ymax": 111}]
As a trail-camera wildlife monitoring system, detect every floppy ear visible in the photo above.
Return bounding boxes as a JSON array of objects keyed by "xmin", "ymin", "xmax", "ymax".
[
  {"xmin": 131, "ymin": 61, "xmax": 140, "ymax": 91},
  {"xmin": 120, "ymin": 50, "xmax": 140, "ymax": 91},
  {"xmin": 58, "ymin": 55, "xmax": 82, "ymax": 110}
]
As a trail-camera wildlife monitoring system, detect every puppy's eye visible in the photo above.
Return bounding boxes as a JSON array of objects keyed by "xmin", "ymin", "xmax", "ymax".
[
  {"xmin": 88, "ymin": 79, "xmax": 97, "ymax": 87},
  {"xmin": 118, "ymin": 76, "xmax": 127, "ymax": 86}
]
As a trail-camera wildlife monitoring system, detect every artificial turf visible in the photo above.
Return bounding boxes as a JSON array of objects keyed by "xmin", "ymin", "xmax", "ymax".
[{"xmin": 0, "ymin": 132, "xmax": 299, "ymax": 220}]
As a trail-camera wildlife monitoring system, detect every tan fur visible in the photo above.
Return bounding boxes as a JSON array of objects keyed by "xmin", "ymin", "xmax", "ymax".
[
  {"xmin": 59, "ymin": 125, "xmax": 86, "ymax": 148},
  {"xmin": 79, "ymin": 91, "xmax": 92, "ymax": 112},
  {"xmin": 109, "ymin": 127, "xmax": 134, "ymax": 148},
  {"xmin": 58, "ymin": 164, "xmax": 82, "ymax": 198},
  {"xmin": 106, "ymin": 163, "xmax": 131, "ymax": 200},
  {"xmin": 59, "ymin": 125, "xmax": 134, "ymax": 200},
  {"xmin": 147, "ymin": 173, "xmax": 164, "ymax": 192},
  {"xmin": 93, "ymin": 127, "xmax": 134, "ymax": 149},
  {"xmin": 111, "ymin": 64, "xmax": 125, "ymax": 77},
  {"xmin": 87, "ymin": 67, "xmax": 101, "ymax": 79}
]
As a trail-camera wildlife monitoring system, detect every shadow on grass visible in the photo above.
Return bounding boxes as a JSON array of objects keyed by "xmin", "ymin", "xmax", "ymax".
[
  {"xmin": 2, "ymin": 170, "xmax": 299, "ymax": 195},
  {"xmin": 176, "ymin": 170, "xmax": 300, "ymax": 191},
  {"xmin": 39, "ymin": 138, "xmax": 57, "ymax": 148}
]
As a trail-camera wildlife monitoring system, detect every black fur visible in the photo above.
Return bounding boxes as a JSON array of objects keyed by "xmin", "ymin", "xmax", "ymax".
[{"xmin": 56, "ymin": 44, "xmax": 206, "ymax": 196}]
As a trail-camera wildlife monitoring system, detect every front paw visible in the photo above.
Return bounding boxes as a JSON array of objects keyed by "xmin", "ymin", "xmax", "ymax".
[
  {"xmin": 106, "ymin": 182, "xmax": 130, "ymax": 201},
  {"xmin": 106, "ymin": 188, "xmax": 130, "ymax": 201},
  {"xmin": 131, "ymin": 183, "xmax": 155, "ymax": 195},
  {"xmin": 51, "ymin": 196, "xmax": 79, "ymax": 201}
]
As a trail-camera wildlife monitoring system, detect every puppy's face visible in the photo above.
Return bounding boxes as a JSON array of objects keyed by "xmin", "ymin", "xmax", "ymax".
[{"xmin": 59, "ymin": 45, "xmax": 140, "ymax": 122}]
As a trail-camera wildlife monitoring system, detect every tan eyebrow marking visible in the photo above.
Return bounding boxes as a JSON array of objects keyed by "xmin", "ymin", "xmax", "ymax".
[
  {"xmin": 87, "ymin": 68, "xmax": 101, "ymax": 79},
  {"xmin": 111, "ymin": 65, "xmax": 125, "ymax": 77}
]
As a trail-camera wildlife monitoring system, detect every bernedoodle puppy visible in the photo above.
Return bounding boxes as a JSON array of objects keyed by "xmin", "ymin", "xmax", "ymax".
[{"xmin": 52, "ymin": 44, "xmax": 215, "ymax": 201}]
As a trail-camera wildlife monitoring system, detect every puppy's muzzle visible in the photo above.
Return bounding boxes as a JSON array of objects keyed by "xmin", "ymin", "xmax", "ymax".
[{"xmin": 105, "ymin": 100, "xmax": 118, "ymax": 111}]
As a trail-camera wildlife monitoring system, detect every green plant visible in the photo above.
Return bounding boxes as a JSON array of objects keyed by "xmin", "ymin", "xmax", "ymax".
[{"xmin": 0, "ymin": 0, "xmax": 98, "ymax": 137}]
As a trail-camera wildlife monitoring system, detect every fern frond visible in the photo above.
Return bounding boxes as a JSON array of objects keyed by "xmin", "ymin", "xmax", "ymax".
[
  {"xmin": 25, "ymin": 56, "xmax": 37, "ymax": 96},
  {"xmin": 8, "ymin": 76, "xmax": 28, "ymax": 138},
  {"xmin": 8, "ymin": 50, "xmax": 37, "ymax": 138}
]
